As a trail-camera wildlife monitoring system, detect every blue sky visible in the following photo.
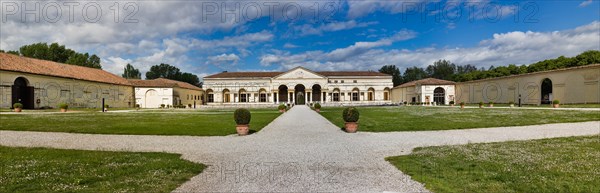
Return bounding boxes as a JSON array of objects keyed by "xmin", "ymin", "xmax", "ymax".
[{"xmin": 1, "ymin": 0, "xmax": 599, "ymax": 78}]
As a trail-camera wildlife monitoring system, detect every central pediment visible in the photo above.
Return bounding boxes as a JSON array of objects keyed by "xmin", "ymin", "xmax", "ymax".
[{"xmin": 273, "ymin": 67, "xmax": 326, "ymax": 79}]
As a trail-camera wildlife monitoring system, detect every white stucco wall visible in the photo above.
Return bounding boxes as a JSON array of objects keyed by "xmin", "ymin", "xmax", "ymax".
[{"xmin": 134, "ymin": 87, "xmax": 173, "ymax": 108}]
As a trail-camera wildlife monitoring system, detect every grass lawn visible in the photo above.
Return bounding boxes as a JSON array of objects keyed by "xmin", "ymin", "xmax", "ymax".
[
  {"xmin": 0, "ymin": 146, "xmax": 204, "ymax": 193},
  {"xmin": 0, "ymin": 109, "xmax": 281, "ymax": 136},
  {"xmin": 320, "ymin": 106, "xmax": 600, "ymax": 132},
  {"xmin": 386, "ymin": 136, "xmax": 600, "ymax": 193}
]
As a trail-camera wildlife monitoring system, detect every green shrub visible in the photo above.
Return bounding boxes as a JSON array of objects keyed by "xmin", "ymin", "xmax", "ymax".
[
  {"xmin": 160, "ymin": 104, "xmax": 165, "ymax": 108},
  {"xmin": 135, "ymin": 104, "xmax": 141, "ymax": 108},
  {"xmin": 234, "ymin": 108, "xmax": 251, "ymax": 125},
  {"xmin": 104, "ymin": 104, "xmax": 109, "ymax": 108},
  {"xmin": 314, "ymin": 103, "xmax": 321, "ymax": 109},
  {"xmin": 342, "ymin": 107, "xmax": 360, "ymax": 122},
  {"xmin": 479, "ymin": 102, "xmax": 484, "ymax": 106},
  {"xmin": 278, "ymin": 104, "xmax": 286, "ymax": 110},
  {"xmin": 449, "ymin": 101, "xmax": 455, "ymax": 105},
  {"xmin": 489, "ymin": 101, "xmax": 494, "ymax": 105},
  {"xmin": 58, "ymin": 103, "xmax": 68, "ymax": 109},
  {"xmin": 509, "ymin": 101, "xmax": 515, "ymax": 105},
  {"xmin": 460, "ymin": 102, "xmax": 465, "ymax": 105},
  {"xmin": 188, "ymin": 104, "xmax": 192, "ymax": 108},
  {"xmin": 13, "ymin": 103, "xmax": 23, "ymax": 108},
  {"xmin": 403, "ymin": 101, "xmax": 408, "ymax": 105},
  {"xmin": 553, "ymin": 100, "xmax": 560, "ymax": 104}
]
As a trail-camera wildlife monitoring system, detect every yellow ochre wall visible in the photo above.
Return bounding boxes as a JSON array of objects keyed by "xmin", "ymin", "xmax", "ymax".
[
  {"xmin": 174, "ymin": 87, "xmax": 204, "ymax": 107},
  {"xmin": 0, "ymin": 70, "xmax": 135, "ymax": 108},
  {"xmin": 455, "ymin": 65, "xmax": 600, "ymax": 104}
]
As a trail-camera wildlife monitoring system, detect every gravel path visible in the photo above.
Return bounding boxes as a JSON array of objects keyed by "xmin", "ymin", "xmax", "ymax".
[{"xmin": 1, "ymin": 105, "xmax": 599, "ymax": 192}]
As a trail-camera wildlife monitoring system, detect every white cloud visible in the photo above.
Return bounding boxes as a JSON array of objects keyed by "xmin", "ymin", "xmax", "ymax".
[
  {"xmin": 259, "ymin": 21, "xmax": 600, "ymax": 71},
  {"xmin": 283, "ymin": 43, "xmax": 300, "ymax": 48},
  {"xmin": 207, "ymin": 53, "xmax": 241, "ymax": 64},
  {"xmin": 579, "ymin": 0, "xmax": 593, "ymax": 7},
  {"xmin": 294, "ymin": 20, "xmax": 378, "ymax": 36}
]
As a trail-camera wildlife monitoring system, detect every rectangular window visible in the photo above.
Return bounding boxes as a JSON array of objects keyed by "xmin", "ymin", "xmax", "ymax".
[
  {"xmin": 333, "ymin": 93, "xmax": 340, "ymax": 101},
  {"xmin": 341, "ymin": 80, "xmax": 344, "ymax": 83},
  {"xmin": 240, "ymin": 94, "xmax": 248, "ymax": 102},
  {"xmin": 208, "ymin": 94, "xmax": 214, "ymax": 102},
  {"xmin": 260, "ymin": 93, "xmax": 267, "ymax": 102},
  {"xmin": 352, "ymin": 92, "xmax": 359, "ymax": 101},
  {"xmin": 353, "ymin": 80, "xmax": 357, "ymax": 83},
  {"xmin": 384, "ymin": 92, "xmax": 389, "ymax": 100}
]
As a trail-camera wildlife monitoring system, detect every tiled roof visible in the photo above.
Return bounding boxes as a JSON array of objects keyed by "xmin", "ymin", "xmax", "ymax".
[
  {"xmin": 0, "ymin": 53, "xmax": 131, "ymax": 85},
  {"xmin": 205, "ymin": 70, "xmax": 390, "ymax": 78},
  {"xmin": 317, "ymin": 71, "xmax": 390, "ymax": 77},
  {"xmin": 204, "ymin": 71, "xmax": 284, "ymax": 78},
  {"xmin": 128, "ymin": 78, "xmax": 202, "ymax": 91},
  {"xmin": 395, "ymin": 78, "xmax": 456, "ymax": 88}
]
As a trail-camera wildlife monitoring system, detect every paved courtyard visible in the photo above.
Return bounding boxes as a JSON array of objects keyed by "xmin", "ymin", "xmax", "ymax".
[{"xmin": 1, "ymin": 106, "xmax": 598, "ymax": 192}]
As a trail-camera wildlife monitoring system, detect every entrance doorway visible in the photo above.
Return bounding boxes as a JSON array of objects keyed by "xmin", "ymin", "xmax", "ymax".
[
  {"xmin": 294, "ymin": 84, "xmax": 306, "ymax": 105},
  {"xmin": 12, "ymin": 77, "xmax": 34, "ymax": 109},
  {"xmin": 541, "ymin": 78, "xmax": 553, "ymax": 104},
  {"xmin": 433, "ymin": 87, "xmax": 445, "ymax": 105},
  {"xmin": 278, "ymin": 85, "xmax": 288, "ymax": 103}
]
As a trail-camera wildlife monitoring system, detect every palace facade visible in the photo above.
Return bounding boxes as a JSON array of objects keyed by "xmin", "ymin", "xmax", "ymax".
[{"xmin": 203, "ymin": 67, "xmax": 393, "ymax": 106}]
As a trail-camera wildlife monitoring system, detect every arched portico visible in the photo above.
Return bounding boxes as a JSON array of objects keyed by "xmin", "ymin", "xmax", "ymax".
[
  {"xmin": 294, "ymin": 84, "xmax": 306, "ymax": 105},
  {"xmin": 278, "ymin": 85, "xmax": 288, "ymax": 103},
  {"xmin": 312, "ymin": 84, "xmax": 322, "ymax": 103},
  {"xmin": 12, "ymin": 77, "xmax": 34, "ymax": 109},
  {"xmin": 541, "ymin": 78, "xmax": 553, "ymax": 104},
  {"xmin": 433, "ymin": 87, "xmax": 445, "ymax": 105}
]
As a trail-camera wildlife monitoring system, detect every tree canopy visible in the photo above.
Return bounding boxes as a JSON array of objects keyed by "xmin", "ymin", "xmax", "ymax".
[
  {"xmin": 122, "ymin": 63, "xmax": 141, "ymax": 79},
  {"xmin": 145, "ymin": 63, "xmax": 201, "ymax": 87},
  {"xmin": 378, "ymin": 65, "xmax": 402, "ymax": 86},
  {"xmin": 4, "ymin": 42, "xmax": 102, "ymax": 69}
]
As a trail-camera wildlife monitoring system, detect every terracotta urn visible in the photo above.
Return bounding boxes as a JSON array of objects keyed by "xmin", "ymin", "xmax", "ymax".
[
  {"xmin": 460, "ymin": 104, "xmax": 465, "ymax": 109},
  {"xmin": 345, "ymin": 122, "xmax": 358, "ymax": 133},
  {"xmin": 14, "ymin": 108, "xmax": 22, "ymax": 112},
  {"xmin": 316, "ymin": 109, "xmax": 320, "ymax": 113},
  {"xmin": 236, "ymin": 125, "xmax": 249, "ymax": 136},
  {"xmin": 279, "ymin": 109, "xmax": 285, "ymax": 113},
  {"xmin": 510, "ymin": 104, "xmax": 515, "ymax": 108},
  {"xmin": 489, "ymin": 104, "xmax": 494, "ymax": 107},
  {"xmin": 60, "ymin": 108, "xmax": 67, "ymax": 113},
  {"xmin": 553, "ymin": 104, "xmax": 560, "ymax": 108}
]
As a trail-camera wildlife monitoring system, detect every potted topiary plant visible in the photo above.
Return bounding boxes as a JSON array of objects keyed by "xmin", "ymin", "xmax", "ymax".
[
  {"xmin": 234, "ymin": 108, "xmax": 251, "ymax": 136},
  {"xmin": 160, "ymin": 104, "xmax": 165, "ymax": 108},
  {"xmin": 188, "ymin": 104, "xmax": 192, "ymax": 108},
  {"xmin": 553, "ymin": 100, "xmax": 560, "ymax": 108},
  {"xmin": 509, "ymin": 101, "xmax": 515, "ymax": 108},
  {"xmin": 58, "ymin": 103, "xmax": 68, "ymax": 112},
  {"xmin": 135, "ymin": 104, "xmax": 141, "ymax": 110},
  {"xmin": 13, "ymin": 103, "xmax": 23, "ymax": 112},
  {"xmin": 403, "ymin": 101, "xmax": 408, "ymax": 106},
  {"xmin": 479, "ymin": 102, "xmax": 484, "ymax": 108},
  {"xmin": 460, "ymin": 102, "xmax": 465, "ymax": 109},
  {"xmin": 343, "ymin": 107, "xmax": 360, "ymax": 133},
  {"xmin": 449, "ymin": 101, "xmax": 455, "ymax": 106},
  {"xmin": 314, "ymin": 103, "xmax": 321, "ymax": 112},
  {"xmin": 488, "ymin": 101, "xmax": 494, "ymax": 107},
  {"xmin": 278, "ymin": 104, "xmax": 286, "ymax": 113},
  {"xmin": 104, "ymin": 104, "xmax": 109, "ymax": 112}
]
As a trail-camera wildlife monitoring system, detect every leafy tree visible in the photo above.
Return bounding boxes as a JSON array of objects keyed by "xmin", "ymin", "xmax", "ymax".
[
  {"xmin": 378, "ymin": 65, "xmax": 403, "ymax": 86},
  {"xmin": 426, "ymin": 60, "xmax": 456, "ymax": 80},
  {"xmin": 403, "ymin": 67, "xmax": 429, "ymax": 83},
  {"xmin": 145, "ymin": 63, "xmax": 201, "ymax": 87},
  {"xmin": 122, "ymin": 63, "xmax": 141, "ymax": 79},
  {"xmin": 15, "ymin": 42, "xmax": 101, "ymax": 69}
]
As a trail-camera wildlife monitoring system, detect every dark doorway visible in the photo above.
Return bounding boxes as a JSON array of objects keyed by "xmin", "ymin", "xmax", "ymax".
[
  {"xmin": 312, "ymin": 84, "xmax": 321, "ymax": 102},
  {"xmin": 12, "ymin": 77, "xmax": 35, "ymax": 109},
  {"xmin": 541, "ymin": 78, "xmax": 553, "ymax": 104},
  {"xmin": 294, "ymin": 84, "xmax": 306, "ymax": 105},
  {"xmin": 433, "ymin": 87, "xmax": 445, "ymax": 105},
  {"xmin": 278, "ymin": 85, "xmax": 288, "ymax": 103}
]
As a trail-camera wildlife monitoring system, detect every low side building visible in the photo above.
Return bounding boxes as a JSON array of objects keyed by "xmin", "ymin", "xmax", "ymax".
[
  {"xmin": 391, "ymin": 78, "xmax": 456, "ymax": 105},
  {"xmin": 203, "ymin": 67, "xmax": 393, "ymax": 106},
  {"xmin": 392, "ymin": 64, "xmax": 600, "ymax": 105},
  {"xmin": 454, "ymin": 64, "xmax": 600, "ymax": 105},
  {"xmin": 129, "ymin": 78, "xmax": 203, "ymax": 108},
  {"xmin": 0, "ymin": 53, "xmax": 134, "ymax": 109}
]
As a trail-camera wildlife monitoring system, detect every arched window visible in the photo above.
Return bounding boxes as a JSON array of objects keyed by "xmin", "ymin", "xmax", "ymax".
[{"xmin": 433, "ymin": 87, "xmax": 445, "ymax": 105}]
